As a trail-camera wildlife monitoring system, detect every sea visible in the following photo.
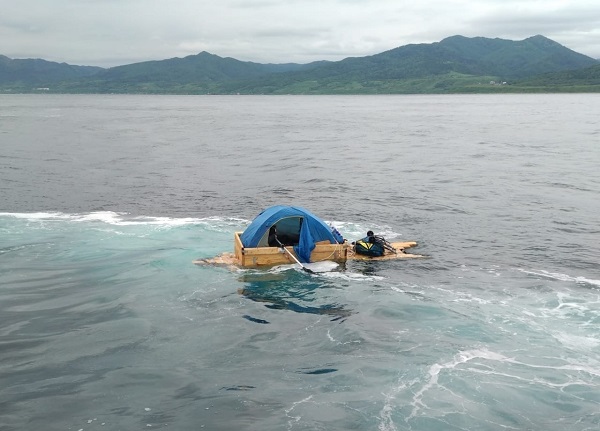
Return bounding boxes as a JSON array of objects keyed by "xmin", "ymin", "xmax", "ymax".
[{"xmin": 1, "ymin": 94, "xmax": 599, "ymax": 431}]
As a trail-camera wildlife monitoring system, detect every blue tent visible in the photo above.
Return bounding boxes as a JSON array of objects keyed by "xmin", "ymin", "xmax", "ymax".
[{"xmin": 240, "ymin": 205, "xmax": 338, "ymax": 263}]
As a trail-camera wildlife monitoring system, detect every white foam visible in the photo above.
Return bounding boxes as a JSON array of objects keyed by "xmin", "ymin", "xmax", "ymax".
[
  {"xmin": 270, "ymin": 260, "xmax": 385, "ymax": 280},
  {"xmin": 0, "ymin": 211, "xmax": 247, "ymax": 228},
  {"xmin": 269, "ymin": 263, "xmax": 305, "ymax": 273},
  {"xmin": 390, "ymin": 285, "xmax": 426, "ymax": 297},
  {"xmin": 0, "ymin": 211, "xmax": 73, "ymax": 220},
  {"xmin": 269, "ymin": 262, "xmax": 336, "ymax": 275},
  {"xmin": 322, "ymin": 270, "xmax": 385, "ymax": 281},
  {"xmin": 519, "ymin": 268, "xmax": 600, "ymax": 288},
  {"xmin": 379, "ymin": 384, "xmax": 406, "ymax": 431},
  {"xmin": 403, "ymin": 346, "xmax": 600, "ymax": 423},
  {"xmin": 285, "ymin": 395, "xmax": 314, "ymax": 427},
  {"xmin": 304, "ymin": 260, "xmax": 340, "ymax": 273},
  {"xmin": 407, "ymin": 348, "xmax": 512, "ymax": 420},
  {"xmin": 551, "ymin": 331, "xmax": 600, "ymax": 350}
]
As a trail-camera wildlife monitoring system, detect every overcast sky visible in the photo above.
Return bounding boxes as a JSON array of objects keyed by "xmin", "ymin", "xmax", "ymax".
[{"xmin": 1, "ymin": 0, "xmax": 599, "ymax": 68}]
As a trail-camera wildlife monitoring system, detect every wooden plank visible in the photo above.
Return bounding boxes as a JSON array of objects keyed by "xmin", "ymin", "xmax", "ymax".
[{"xmin": 234, "ymin": 232, "xmax": 244, "ymax": 265}]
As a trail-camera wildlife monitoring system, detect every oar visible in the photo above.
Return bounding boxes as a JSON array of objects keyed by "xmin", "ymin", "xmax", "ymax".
[{"xmin": 277, "ymin": 239, "xmax": 315, "ymax": 274}]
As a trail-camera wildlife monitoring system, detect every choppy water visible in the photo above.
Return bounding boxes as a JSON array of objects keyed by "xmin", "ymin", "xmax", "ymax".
[{"xmin": 1, "ymin": 94, "xmax": 599, "ymax": 430}]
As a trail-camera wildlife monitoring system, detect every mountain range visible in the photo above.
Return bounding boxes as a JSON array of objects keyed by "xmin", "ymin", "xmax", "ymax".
[{"xmin": 1, "ymin": 35, "xmax": 599, "ymax": 94}]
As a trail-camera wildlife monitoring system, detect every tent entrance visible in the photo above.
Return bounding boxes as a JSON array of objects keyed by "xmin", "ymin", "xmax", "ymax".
[{"xmin": 257, "ymin": 216, "xmax": 303, "ymax": 247}]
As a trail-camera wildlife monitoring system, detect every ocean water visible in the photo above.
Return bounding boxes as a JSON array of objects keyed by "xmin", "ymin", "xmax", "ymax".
[{"xmin": 1, "ymin": 94, "xmax": 599, "ymax": 431}]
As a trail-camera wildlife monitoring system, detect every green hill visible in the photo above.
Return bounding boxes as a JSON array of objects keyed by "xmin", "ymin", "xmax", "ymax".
[
  {"xmin": 428, "ymin": 35, "xmax": 595, "ymax": 78},
  {"xmin": 299, "ymin": 34, "xmax": 596, "ymax": 81},
  {"xmin": 0, "ymin": 55, "xmax": 102, "ymax": 89},
  {"xmin": 1, "ymin": 35, "xmax": 598, "ymax": 94},
  {"xmin": 224, "ymin": 35, "xmax": 598, "ymax": 94},
  {"xmin": 101, "ymin": 51, "xmax": 327, "ymax": 81}
]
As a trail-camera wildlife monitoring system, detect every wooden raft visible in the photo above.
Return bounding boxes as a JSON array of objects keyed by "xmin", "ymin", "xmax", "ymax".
[{"xmin": 193, "ymin": 235, "xmax": 422, "ymax": 269}]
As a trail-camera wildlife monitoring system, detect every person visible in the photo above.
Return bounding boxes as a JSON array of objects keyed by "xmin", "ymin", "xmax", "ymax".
[
  {"xmin": 366, "ymin": 230, "xmax": 375, "ymax": 243},
  {"xmin": 354, "ymin": 230, "xmax": 384, "ymax": 257},
  {"xmin": 354, "ymin": 230, "xmax": 400, "ymax": 256},
  {"xmin": 351, "ymin": 231, "xmax": 375, "ymax": 245},
  {"xmin": 268, "ymin": 226, "xmax": 279, "ymax": 247}
]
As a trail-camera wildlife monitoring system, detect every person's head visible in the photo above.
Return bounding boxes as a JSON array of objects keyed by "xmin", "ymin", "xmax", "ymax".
[{"xmin": 367, "ymin": 230, "xmax": 374, "ymax": 237}]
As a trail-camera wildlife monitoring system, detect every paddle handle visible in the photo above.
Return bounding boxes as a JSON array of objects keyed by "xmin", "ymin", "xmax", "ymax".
[{"xmin": 276, "ymin": 239, "xmax": 315, "ymax": 274}]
